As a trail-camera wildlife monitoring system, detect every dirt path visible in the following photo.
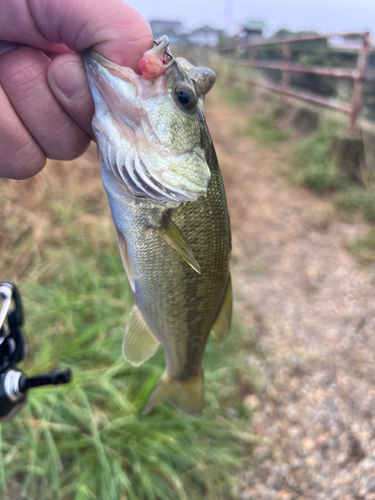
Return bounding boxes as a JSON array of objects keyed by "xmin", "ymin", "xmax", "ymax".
[{"xmin": 206, "ymin": 93, "xmax": 375, "ymax": 500}]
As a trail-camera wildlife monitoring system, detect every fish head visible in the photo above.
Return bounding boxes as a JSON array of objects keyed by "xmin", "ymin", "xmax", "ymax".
[{"xmin": 83, "ymin": 36, "xmax": 216, "ymax": 205}]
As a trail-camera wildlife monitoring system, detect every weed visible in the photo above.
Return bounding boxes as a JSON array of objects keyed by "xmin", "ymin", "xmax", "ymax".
[
  {"xmin": 292, "ymin": 120, "xmax": 343, "ymax": 195},
  {"xmin": 248, "ymin": 258, "xmax": 266, "ymax": 276},
  {"xmin": 334, "ymin": 187, "xmax": 375, "ymax": 223},
  {"xmin": 346, "ymin": 229, "xmax": 375, "ymax": 265},
  {"xmin": 0, "ymin": 150, "xmax": 257, "ymax": 500},
  {"xmin": 243, "ymin": 113, "xmax": 290, "ymax": 147},
  {"xmin": 290, "ymin": 119, "xmax": 375, "ymax": 220},
  {"xmin": 221, "ymin": 84, "xmax": 252, "ymax": 107}
]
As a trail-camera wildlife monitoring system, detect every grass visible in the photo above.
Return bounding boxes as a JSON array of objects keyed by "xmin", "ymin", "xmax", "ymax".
[
  {"xmin": 221, "ymin": 84, "xmax": 252, "ymax": 107},
  {"xmin": 248, "ymin": 258, "xmax": 266, "ymax": 276},
  {"xmin": 334, "ymin": 187, "xmax": 375, "ymax": 223},
  {"xmin": 346, "ymin": 229, "xmax": 375, "ymax": 265},
  {"xmin": 217, "ymin": 81, "xmax": 290, "ymax": 147},
  {"xmin": 241, "ymin": 107, "xmax": 290, "ymax": 148},
  {"xmin": 0, "ymin": 148, "xmax": 257, "ymax": 500},
  {"xmin": 291, "ymin": 120, "xmax": 343, "ymax": 195},
  {"xmin": 290, "ymin": 119, "xmax": 375, "ymax": 222}
]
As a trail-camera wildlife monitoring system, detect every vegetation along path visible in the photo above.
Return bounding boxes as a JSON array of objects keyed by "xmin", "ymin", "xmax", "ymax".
[
  {"xmin": 2, "ymin": 82, "xmax": 375, "ymax": 498},
  {"xmin": 207, "ymin": 88, "xmax": 375, "ymax": 500}
]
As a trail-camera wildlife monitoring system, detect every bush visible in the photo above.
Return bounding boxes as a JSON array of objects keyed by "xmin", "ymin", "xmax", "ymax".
[{"xmin": 292, "ymin": 120, "xmax": 343, "ymax": 194}]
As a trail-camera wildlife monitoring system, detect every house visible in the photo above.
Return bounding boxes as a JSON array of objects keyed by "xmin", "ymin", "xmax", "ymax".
[
  {"xmin": 149, "ymin": 20, "xmax": 184, "ymax": 44},
  {"xmin": 241, "ymin": 20, "xmax": 266, "ymax": 44},
  {"xmin": 328, "ymin": 35, "xmax": 364, "ymax": 53},
  {"xmin": 188, "ymin": 26, "xmax": 225, "ymax": 47}
]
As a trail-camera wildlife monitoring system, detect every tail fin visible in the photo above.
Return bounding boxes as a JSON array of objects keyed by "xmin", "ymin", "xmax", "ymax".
[{"xmin": 142, "ymin": 371, "xmax": 204, "ymax": 418}]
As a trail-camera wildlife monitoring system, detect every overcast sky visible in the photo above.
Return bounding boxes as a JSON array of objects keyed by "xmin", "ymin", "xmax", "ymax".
[{"xmin": 127, "ymin": 0, "xmax": 375, "ymax": 35}]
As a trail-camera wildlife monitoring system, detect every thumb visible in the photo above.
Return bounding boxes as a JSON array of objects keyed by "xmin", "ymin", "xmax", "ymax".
[{"xmin": 48, "ymin": 52, "xmax": 95, "ymax": 137}]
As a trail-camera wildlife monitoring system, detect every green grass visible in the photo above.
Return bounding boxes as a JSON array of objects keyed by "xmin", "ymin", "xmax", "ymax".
[
  {"xmin": 248, "ymin": 258, "xmax": 266, "ymax": 276},
  {"xmin": 291, "ymin": 120, "xmax": 343, "ymax": 195},
  {"xmin": 221, "ymin": 84, "xmax": 252, "ymax": 107},
  {"xmin": 0, "ymin": 196, "xmax": 257, "ymax": 500},
  {"xmin": 346, "ymin": 229, "xmax": 375, "ymax": 265},
  {"xmin": 290, "ymin": 120, "xmax": 375, "ymax": 221},
  {"xmin": 218, "ymin": 81, "xmax": 289, "ymax": 147},
  {"xmin": 334, "ymin": 187, "xmax": 375, "ymax": 223},
  {"xmin": 243, "ymin": 112, "xmax": 290, "ymax": 147}
]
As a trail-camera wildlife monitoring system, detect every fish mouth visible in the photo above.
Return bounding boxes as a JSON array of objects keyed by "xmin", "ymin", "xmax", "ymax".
[
  {"xmin": 83, "ymin": 35, "xmax": 174, "ymax": 83},
  {"xmin": 83, "ymin": 49, "xmax": 143, "ymax": 137},
  {"xmin": 82, "ymin": 49, "xmax": 142, "ymax": 102}
]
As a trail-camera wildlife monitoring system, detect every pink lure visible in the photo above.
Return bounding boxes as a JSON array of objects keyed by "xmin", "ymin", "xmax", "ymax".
[
  {"xmin": 139, "ymin": 56, "xmax": 165, "ymax": 78},
  {"xmin": 139, "ymin": 50, "xmax": 173, "ymax": 79}
]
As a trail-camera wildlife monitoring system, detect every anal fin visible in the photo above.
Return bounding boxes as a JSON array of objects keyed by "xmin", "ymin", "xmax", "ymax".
[
  {"xmin": 122, "ymin": 305, "xmax": 160, "ymax": 366},
  {"xmin": 211, "ymin": 275, "xmax": 232, "ymax": 348},
  {"xmin": 142, "ymin": 371, "xmax": 204, "ymax": 418},
  {"xmin": 152, "ymin": 214, "xmax": 201, "ymax": 274}
]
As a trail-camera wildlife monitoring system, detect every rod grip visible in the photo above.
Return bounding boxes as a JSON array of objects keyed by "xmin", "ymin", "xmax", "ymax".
[{"xmin": 19, "ymin": 368, "xmax": 72, "ymax": 392}]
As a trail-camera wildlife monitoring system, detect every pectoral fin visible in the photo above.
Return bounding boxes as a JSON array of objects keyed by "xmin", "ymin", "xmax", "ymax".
[
  {"xmin": 211, "ymin": 275, "xmax": 232, "ymax": 348},
  {"xmin": 117, "ymin": 231, "xmax": 135, "ymax": 292},
  {"xmin": 122, "ymin": 305, "xmax": 160, "ymax": 366},
  {"xmin": 142, "ymin": 371, "xmax": 204, "ymax": 418},
  {"xmin": 152, "ymin": 214, "xmax": 201, "ymax": 274}
]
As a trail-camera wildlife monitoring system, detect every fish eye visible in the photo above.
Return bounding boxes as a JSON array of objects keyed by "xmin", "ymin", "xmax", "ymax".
[{"xmin": 174, "ymin": 86, "xmax": 196, "ymax": 110}]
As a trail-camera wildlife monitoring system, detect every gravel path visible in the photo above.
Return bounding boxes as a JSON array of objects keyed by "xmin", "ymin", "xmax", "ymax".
[{"xmin": 206, "ymin": 93, "xmax": 375, "ymax": 500}]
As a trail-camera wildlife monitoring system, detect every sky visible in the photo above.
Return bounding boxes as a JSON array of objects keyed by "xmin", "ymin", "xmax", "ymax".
[{"xmin": 126, "ymin": 0, "xmax": 375, "ymax": 36}]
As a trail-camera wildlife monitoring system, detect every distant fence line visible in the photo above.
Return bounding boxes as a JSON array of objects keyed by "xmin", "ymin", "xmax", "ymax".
[{"xmin": 216, "ymin": 31, "xmax": 372, "ymax": 132}]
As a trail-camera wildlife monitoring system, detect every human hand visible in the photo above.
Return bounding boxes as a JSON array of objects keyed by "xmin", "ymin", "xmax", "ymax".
[{"xmin": 0, "ymin": 0, "xmax": 152, "ymax": 179}]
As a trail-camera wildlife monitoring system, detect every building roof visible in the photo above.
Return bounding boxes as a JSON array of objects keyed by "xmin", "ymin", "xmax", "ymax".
[
  {"xmin": 328, "ymin": 36, "xmax": 364, "ymax": 53},
  {"xmin": 243, "ymin": 20, "xmax": 267, "ymax": 32},
  {"xmin": 189, "ymin": 25, "xmax": 224, "ymax": 36}
]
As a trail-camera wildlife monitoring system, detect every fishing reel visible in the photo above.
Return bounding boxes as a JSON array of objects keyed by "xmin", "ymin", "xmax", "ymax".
[{"xmin": 0, "ymin": 281, "xmax": 72, "ymax": 421}]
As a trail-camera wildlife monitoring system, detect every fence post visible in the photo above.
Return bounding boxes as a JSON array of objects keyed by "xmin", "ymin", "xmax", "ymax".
[
  {"xmin": 225, "ymin": 43, "xmax": 237, "ymax": 84},
  {"xmin": 248, "ymin": 46, "xmax": 257, "ymax": 92},
  {"xmin": 349, "ymin": 32, "xmax": 369, "ymax": 132},
  {"xmin": 281, "ymin": 42, "xmax": 291, "ymax": 105}
]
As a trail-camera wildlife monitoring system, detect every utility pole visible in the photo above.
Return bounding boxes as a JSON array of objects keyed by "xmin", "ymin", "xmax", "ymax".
[{"xmin": 225, "ymin": 0, "xmax": 233, "ymax": 35}]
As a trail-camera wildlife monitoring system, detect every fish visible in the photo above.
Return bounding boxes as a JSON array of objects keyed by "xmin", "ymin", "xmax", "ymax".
[{"xmin": 83, "ymin": 36, "xmax": 232, "ymax": 417}]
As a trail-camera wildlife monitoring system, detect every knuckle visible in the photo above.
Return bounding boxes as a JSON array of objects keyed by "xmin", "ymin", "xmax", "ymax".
[
  {"xmin": 0, "ymin": 78, "xmax": 46, "ymax": 179},
  {"xmin": 47, "ymin": 121, "xmax": 91, "ymax": 161},
  {"xmin": 0, "ymin": 48, "xmax": 47, "ymax": 95},
  {"xmin": 1, "ymin": 142, "xmax": 46, "ymax": 180}
]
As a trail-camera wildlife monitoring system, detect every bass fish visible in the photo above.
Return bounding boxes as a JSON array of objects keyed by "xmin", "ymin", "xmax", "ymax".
[{"xmin": 83, "ymin": 37, "xmax": 232, "ymax": 417}]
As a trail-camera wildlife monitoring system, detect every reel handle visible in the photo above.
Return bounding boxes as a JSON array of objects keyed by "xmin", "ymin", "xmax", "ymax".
[{"xmin": 0, "ymin": 282, "xmax": 73, "ymax": 421}]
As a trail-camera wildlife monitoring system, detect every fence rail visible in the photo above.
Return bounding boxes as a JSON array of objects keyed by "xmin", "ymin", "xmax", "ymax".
[{"xmin": 219, "ymin": 31, "xmax": 371, "ymax": 131}]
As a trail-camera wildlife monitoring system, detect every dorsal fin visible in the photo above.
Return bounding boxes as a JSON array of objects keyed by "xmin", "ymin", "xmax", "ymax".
[
  {"xmin": 122, "ymin": 305, "xmax": 160, "ymax": 366},
  {"xmin": 152, "ymin": 214, "xmax": 201, "ymax": 274}
]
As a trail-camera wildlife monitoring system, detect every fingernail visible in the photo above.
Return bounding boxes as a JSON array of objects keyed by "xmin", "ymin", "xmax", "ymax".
[{"xmin": 51, "ymin": 61, "xmax": 89, "ymax": 100}]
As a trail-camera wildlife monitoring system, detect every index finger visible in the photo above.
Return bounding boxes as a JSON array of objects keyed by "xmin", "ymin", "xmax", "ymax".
[{"xmin": 0, "ymin": 0, "xmax": 153, "ymax": 71}]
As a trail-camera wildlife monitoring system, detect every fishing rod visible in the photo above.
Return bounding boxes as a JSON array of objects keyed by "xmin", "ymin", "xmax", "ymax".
[{"xmin": 0, "ymin": 281, "xmax": 72, "ymax": 421}]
